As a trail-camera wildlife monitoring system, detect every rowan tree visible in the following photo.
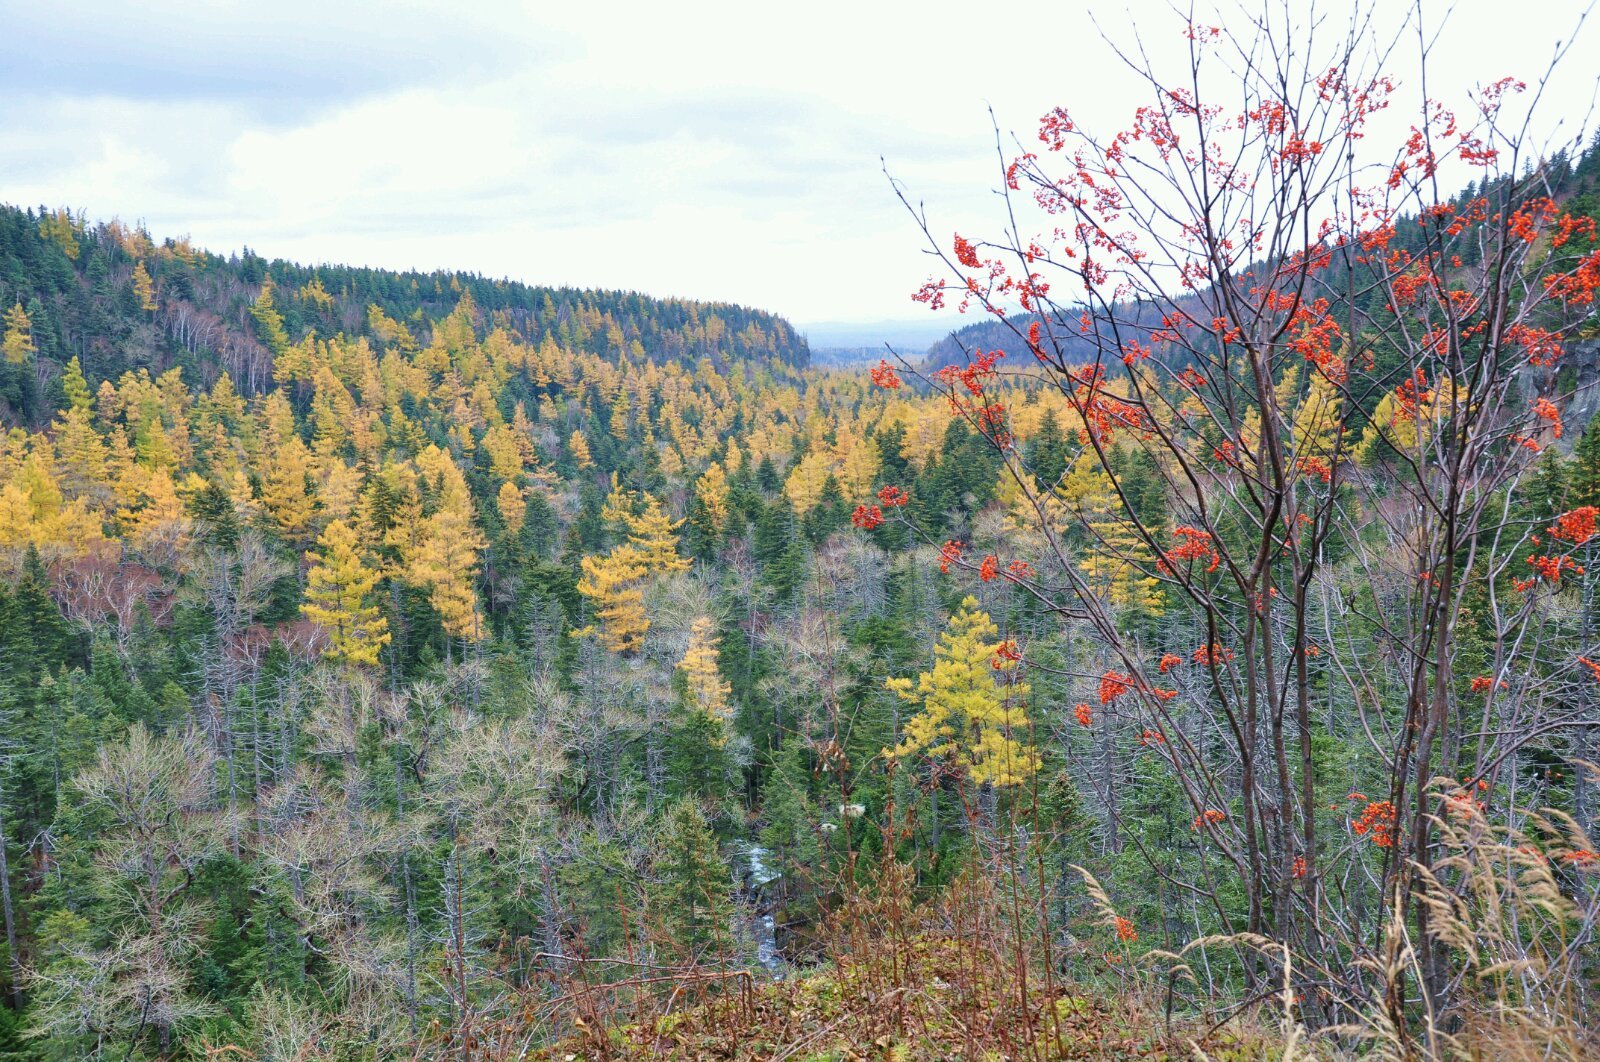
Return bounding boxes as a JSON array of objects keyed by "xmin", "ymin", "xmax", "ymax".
[{"xmin": 887, "ymin": 0, "xmax": 1600, "ymax": 1034}]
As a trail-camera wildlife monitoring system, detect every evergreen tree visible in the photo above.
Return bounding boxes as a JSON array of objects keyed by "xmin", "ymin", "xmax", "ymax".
[{"xmin": 653, "ymin": 800, "xmax": 732, "ymax": 956}]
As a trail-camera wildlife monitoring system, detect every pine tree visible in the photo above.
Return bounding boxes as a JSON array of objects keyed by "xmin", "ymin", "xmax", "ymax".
[
  {"xmin": 302, "ymin": 519, "xmax": 390, "ymax": 666},
  {"xmin": 1572, "ymin": 419, "xmax": 1600, "ymax": 509},
  {"xmin": 1025, "ymin": 408, "xmax": 1071, "ymax": 488},
  {"xmin": 887, "ymin": 596, "xmax": 1038, "ymax": 787},
  {"xmin": 753, "ymin": 498, "xmax": 805, "ymax": 599}
]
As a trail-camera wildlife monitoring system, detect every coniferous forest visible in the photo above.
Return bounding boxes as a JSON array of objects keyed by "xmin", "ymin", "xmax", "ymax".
[{"xmin": 1, "ymin": 4, "xmax": 1600, "ymax": 1059}]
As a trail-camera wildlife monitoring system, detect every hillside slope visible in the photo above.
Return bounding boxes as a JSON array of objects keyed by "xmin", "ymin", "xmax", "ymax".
[{"xmin": 0, "ymin": 205, "xmax": 808, "ymax": 425}]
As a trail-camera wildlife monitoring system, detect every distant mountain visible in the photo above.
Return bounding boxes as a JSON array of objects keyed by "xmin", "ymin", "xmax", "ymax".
[
  {"xmin": 924, "ymin": 311, "xmax": 1100, "ymax": 368},
  {"xmin": 808, "ymin": 346, "xmax": 889, "ymax": 367},
  {"xmin": 799, "ymin": 316, "xmax": 967, "ymax": 358}
]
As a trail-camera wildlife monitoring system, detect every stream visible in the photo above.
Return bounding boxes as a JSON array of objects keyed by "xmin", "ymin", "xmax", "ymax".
[{"xmin": 735, "ymin": 841, "xmax": 786, "ymax": 978}]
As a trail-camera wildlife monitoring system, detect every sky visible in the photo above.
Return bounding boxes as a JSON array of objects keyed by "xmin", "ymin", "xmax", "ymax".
[{"xmin": 1, "ymin": 0, "xmax": 1596, "ymax": 340}]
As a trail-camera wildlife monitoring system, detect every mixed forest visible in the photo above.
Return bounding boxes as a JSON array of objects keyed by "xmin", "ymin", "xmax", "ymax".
[{"xmin": 1, "ymin": 8, "xmax": 1600, "ymax": 1060}]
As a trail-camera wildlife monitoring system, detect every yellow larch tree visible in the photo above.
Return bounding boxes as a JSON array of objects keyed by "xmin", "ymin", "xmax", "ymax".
[
  {"xmin": 3, "ymin": 304, "xmax": 34, "ymax": 365},
  {"xmin": 783, "ymin": 448, "xmax": 834, "ymax": 515},
  {"xmin": 405, "ymin": 449, "xmax": 486, "ymax": 642},
  {"xmin": 39, "ymin": 207, "xmax": 79, "ymax": 259},
  {"xmin": 308, "ymin": 366, "xmax": 356, "ymax": 457},
  {"xmin": 576, "ymin": 544, "xmax": 650, "ymax": 653},
  {"xmin": 497, "ymin": 481, "xmax": 526, "ymax": 535},
  {"xmin": 298, "ymin": 276, "xmax": 335, "ymax": 311},
  {"xmin": 568, "ymin": 429, "xmax": 593, "ymax": 469},
  {"xmin": 313, "ymin": 459, "xmax": 362, "ymax": 528},
  {"xmin": 118, "ymin": 466, "xmax": 188, "ymax": 554},
  {"xmin": 301, "ymin": 519, "xmax": 390, "ymax": 666},
  {"xmin": 1078, "ymin": 521, "xmax": 1165, "ymax": 617},
  {"xmin": 886, "ymin": 597, "xmax": 1038, "ymax": 788},
  {"xmin": 1290, "ymin": 364, "xmax": 1345, "ymax": 464},
  {"xmin": 0, "ymin": 451, "xmax": 103, "ymax": 555},
  {"xmin": 695, "ymin": 462, "xmax": 731, "ymax": 534},
  {"xmin": 625, "ymin": 493, "xmax": 689, "ymax": 574},
  {"xmin": 1061, "ymin": 453, "xmax": 1163, "ymax": 616},
  {"xmin": 131, "ymin": 261, "xmax": 157, "ymax": 312},
  {"xmin": 53, "ymin": 366, "xmax": 111, "ymax": 505},
  {"xmin": 677, "ymin": 616, "xmax": 732, "ymax": 724},
  {"xmin": 260, "ymin": 437, "xmax": 317, "ymax": 544},
  {"xmin": 408, "ymin": 503, "xmax": 486, "ymax": 642},
  {"xmin": 481, "ymin": 424, "xmax": 525, "ymax": 482},
  {"xmin": 250, "ymin": 280, "xmax": 290, "ymax": 356},
  {"xmin": 599, "ymin": 472, "xmax": 637, "ymax": 527},
  {"xmin": 1354, "ymin": 373, "xmax": 1459, "ymax": 465}
]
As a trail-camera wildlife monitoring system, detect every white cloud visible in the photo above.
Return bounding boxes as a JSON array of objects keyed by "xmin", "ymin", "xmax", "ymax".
[{"xmin": 0, "ymin": 0, "xmax": 1594, "ymax": 322}]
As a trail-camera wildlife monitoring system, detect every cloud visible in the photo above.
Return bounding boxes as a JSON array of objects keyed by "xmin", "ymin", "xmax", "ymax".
[
  {"xmin": 0, "ymin": 0, "xmax": 1593, "ymax": 321},
  {"xmin": 0, "ymin": 0, "xmax": 559, "ymax": 120}
]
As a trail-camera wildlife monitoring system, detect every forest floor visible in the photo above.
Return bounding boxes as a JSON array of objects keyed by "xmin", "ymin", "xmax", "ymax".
[{"xmin": 531, "ymin": 933, "xmax": 1286, "ymax": 1060}]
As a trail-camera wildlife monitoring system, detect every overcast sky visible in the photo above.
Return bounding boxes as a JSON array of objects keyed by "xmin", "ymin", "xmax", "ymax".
[{"xmin": 1, "ymin": 1, "xmax": 1595, "ymax": 332}]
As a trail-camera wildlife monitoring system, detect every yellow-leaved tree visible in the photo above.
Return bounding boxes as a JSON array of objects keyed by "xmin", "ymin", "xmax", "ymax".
[
  {"xmin": 677, "ymin": 616, "xmax": 732, "ymax": 723},
  {"xmin": 406, "ymin": 447, "xmax": 486, "ymax": 642},
  {"xmin": 3, "ymin": 304, "xmax": 34, "ymax": 365},
  {"xmin": 1289, "ymin": 361, "xmax": 1344, "ymax": 463},
  {"xmin": 568, "ymin": 429, "xmax": 593, "ymax": 469},
  {"xmin": 575, "ymin": 544, "xmax": 650, "ymax": 653},
  {"xmin": 886, "ymin": 597, "xmax": 1038, "ymax": 787},
  {"xmin": 131, "ymin": 261, "xmax": 157, "ymax": 312},
  {"xmin": 576, "ymin": 488, "xmax": 689, "ymax": 653},
  {"xmin": 301, "ymin": 519, "xmax": 390, "ymax": 666},
  {"xmin": 496, "ymin": 481, "xmax": 526, "ymax": 535},
  {"xmin": 625, "ymin": 493, "xmax": 689, "ymax": 573},
  {"xmin": 694, "ymin": 462, "xmax": 730, "ymax": 534},
  {"xmin": 1058, "ymin": 452, "xmax": 1163, "ymax": 616},
  {"xmin": 259, "ymin": 436, "xmax": 316, "ymax": 545}
]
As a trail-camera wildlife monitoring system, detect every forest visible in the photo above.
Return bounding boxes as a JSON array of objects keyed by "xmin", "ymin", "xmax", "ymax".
[{"xmin": 1, "ymin": 8, "xmax": 1599, "ymax": 1061}]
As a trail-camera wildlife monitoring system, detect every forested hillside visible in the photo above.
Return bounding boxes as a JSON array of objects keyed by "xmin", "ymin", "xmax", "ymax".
[
  {"xmin": 0, "ymin": 204, "xmax": 807, "ymax": 425},
  {"xmin": 1, "ymin": 12, "xmax": 1600, "ymax": 1060},
  {"xmin": 0, "ymin": 202, "xmax": 1077, "ymax": 1059},
  {"xmin": 925, "ymin": 138, "xmax": 1600, "ymax": 376}
]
